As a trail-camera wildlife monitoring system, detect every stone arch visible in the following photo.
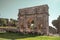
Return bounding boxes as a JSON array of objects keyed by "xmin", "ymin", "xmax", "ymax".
[{"xmin": 27, "ymin": 18, "xmax": 34, "ymax": 29}]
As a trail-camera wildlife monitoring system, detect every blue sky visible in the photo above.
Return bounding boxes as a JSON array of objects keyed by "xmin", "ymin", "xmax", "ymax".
[{"xmin": 0, "ymin": 0, "xmax": 60, "ymax": 27}]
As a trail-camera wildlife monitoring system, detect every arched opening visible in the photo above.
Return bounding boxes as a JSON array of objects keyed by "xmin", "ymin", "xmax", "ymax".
[
  {"xmin": 30, "ymin": 20, "xmax": 34, "ymax": 29},
  {"xmin": 38, "ymin": 24, "xmax": 43, "ymax": 29},
  {"xmin": 27, "ymin": 18, "xmax": 34, "ymax": 29}
]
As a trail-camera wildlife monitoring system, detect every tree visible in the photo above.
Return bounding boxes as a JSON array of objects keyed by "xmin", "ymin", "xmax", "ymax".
[
  {"xmin": 52, "ymin": 15, "xmax": 60, "ymax": 34},
  {"xmin": 0, "ymin": 18, "xmax": 9, "ymax": 26},
  {"xmin": 0, "ymin": 18, "xmax": 18, "ymax": 27},
  {"xmin": 0, "ymin": 18, "xmax": 4, "ymax": 26},
  {"xmin": 10, "ymin": 18, "xmax": 18, "ymax": 27}
]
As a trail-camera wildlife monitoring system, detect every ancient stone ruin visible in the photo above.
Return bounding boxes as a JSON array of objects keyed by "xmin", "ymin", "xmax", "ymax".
[{"xmin": 18, "ymin": 5, "xmax": 49, "ymax": 35}]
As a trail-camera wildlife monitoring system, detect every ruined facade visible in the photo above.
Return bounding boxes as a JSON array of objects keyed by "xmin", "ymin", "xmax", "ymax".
[{"xmin": 18, "ymin": 5, "xmax": 49, "ymax": 35}]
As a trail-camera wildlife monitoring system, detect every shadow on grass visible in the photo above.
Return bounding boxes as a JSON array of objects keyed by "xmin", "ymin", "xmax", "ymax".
[{"xmin": 0, "ymin": 32, "xmax": 39, "ymax": 40}]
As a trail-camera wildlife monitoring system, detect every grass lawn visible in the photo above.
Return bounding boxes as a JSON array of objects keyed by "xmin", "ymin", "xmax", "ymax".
[{"xmin": 0, "ymin": 32, "xmax": 60, "ymax": 40}]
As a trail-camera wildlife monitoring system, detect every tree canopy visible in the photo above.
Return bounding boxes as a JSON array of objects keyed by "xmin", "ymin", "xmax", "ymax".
[
  {"xmin": 52, "ymin": 15, "xmax": 60, "ymax": 34},
  {"xmin": 0, "ymin": 18, "xmax": 18, "ymax": 27}
]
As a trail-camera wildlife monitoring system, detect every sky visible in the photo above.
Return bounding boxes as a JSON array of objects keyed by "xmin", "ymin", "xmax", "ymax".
[{"xmin": 0, "ymin": 0, "xmax": 60, "ymax": 27}]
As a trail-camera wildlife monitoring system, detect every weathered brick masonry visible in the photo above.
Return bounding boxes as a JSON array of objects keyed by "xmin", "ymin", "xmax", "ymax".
[{"xmin": 18, "ymin": 5, "xmax": 49, "ymax": 35}]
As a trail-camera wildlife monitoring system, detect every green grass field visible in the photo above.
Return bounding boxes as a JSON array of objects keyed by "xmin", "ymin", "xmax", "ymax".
[
  {"xmin": 0, "ymin": 32, "xmax": 60, "ymax": 40},
  {"xmin": 0, "ymin": 26, "xmax": 60, "ymax": 40}
]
